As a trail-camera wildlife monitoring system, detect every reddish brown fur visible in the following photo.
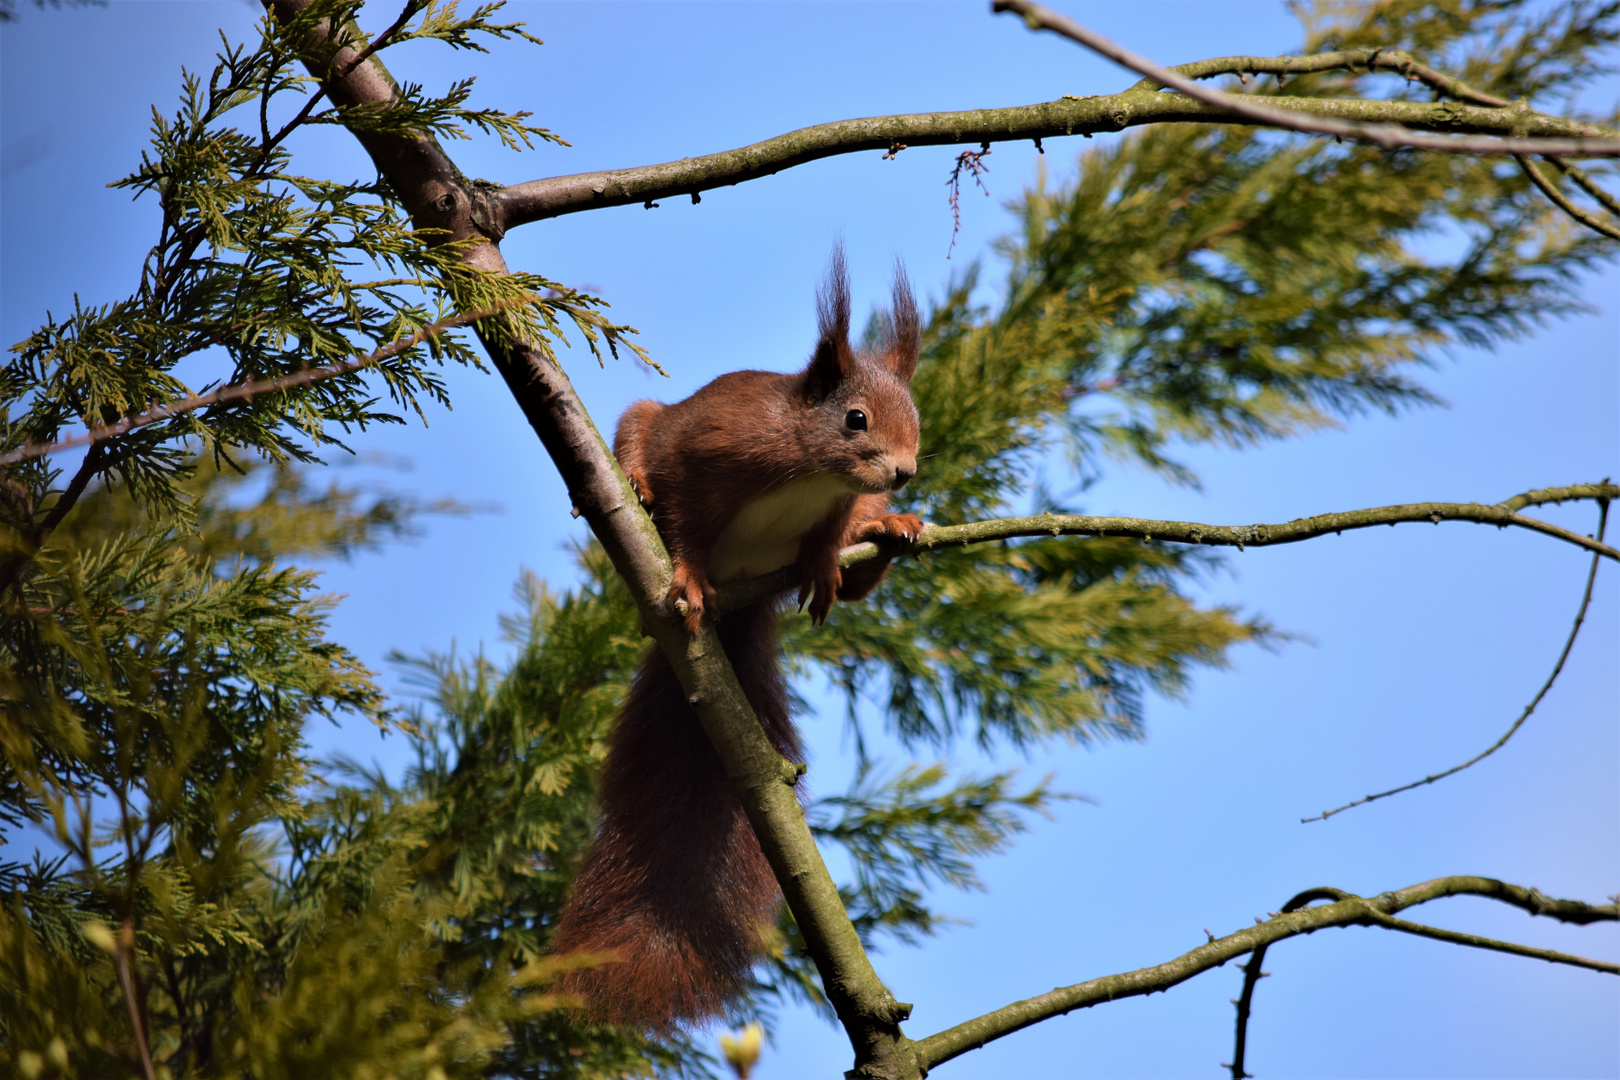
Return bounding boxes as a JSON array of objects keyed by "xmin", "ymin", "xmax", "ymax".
[{"xmin": 551, "ymin": 251, "xmax": 923, "ymax": 1029}]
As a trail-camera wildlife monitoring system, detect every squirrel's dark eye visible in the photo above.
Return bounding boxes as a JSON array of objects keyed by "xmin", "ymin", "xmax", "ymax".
[{"xmin": 845, "ymin": 409, "xmax": 868, "ymax": 432}]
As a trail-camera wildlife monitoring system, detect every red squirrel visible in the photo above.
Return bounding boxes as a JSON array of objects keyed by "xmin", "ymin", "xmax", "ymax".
[{"xmin": 551, "ymin": 250, "xmax": 923, "ymax": 1029}]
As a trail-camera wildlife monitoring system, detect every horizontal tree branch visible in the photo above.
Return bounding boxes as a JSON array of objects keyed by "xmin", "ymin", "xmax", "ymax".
[
  {"xmin": 994, "ymin": 0, "xmax": 1620, "ymax": 157},
  {"xmin": 495, "ymin": 71, "xmax": 1616, "ymax": 230},
  {"xmin": 1146, "ymin": 48, "xmax": 1512, "ymax": 108},
  {"xmin": 916, "ymin": 875, "xmax": 1619, "ymax": 1072},
  {"xmin": 0, "ymin": 303, "xmax": 516, "ymax": 468},
  {"xmin": 714, "ymin": 484, "xmax": 1620, "ymax": 613}
]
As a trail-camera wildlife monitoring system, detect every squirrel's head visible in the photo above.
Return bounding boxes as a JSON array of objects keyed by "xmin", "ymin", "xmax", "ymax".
[{"xmin": 799, "ymin": 248, "xmax": 921, "ymax": 495}]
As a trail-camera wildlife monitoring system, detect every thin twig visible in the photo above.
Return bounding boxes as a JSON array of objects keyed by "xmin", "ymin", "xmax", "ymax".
[
  {"xmin": 0, "ymin": 303, "xmax": 515, "ymax": 468},
  {"xmin": 1305, "ymin": 498, "xmax": 1610, "ymax": 822},
  {"xmin": 946, "ymin": 143, "xmax": 992, "ymax": 258},
  {"xmin": 992, "ymin": 0, "xmax": 1620, "ymax": 157},
  {"xmin": 112, "ymin": 919, "xmax": 158, "ymax": 1080},
  {"xmin": 247, "ymin": 1, "xmax": 418, "ymax": 177},
  {"xmin": 1228, "ymin": 888, "xmax": 1349, "ymax": 1079},
  {"xmin": 33, "ymin": 443, "xmax": 104, "ymax": 540},
  {"xmin": 1517, "ymin": 155, "xmax": 1620, "ymax": 240},
  {"xmin": 0, "ymin": 442, "xmax": 110, "ymax": 592},
  {"xmin": 1549, "ymin": 156, "xmax": 1620, "ymax": 216},
  {"xmin": 1367, "ymin": 911, "xmax": 1619, "ymax": 973}
]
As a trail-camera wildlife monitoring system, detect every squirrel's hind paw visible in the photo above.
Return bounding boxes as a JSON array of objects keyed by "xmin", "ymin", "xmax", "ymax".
[
  {"xmin": 627, "ymin": 468, "xmax": 655, "ymax": 508},
  {"xmin": 668, "ymin": 563, "xmax": 715, "ymax": 635},
  {"xmin": 798, "ymin": 567, "xmax": 841, "ymax": 625}
]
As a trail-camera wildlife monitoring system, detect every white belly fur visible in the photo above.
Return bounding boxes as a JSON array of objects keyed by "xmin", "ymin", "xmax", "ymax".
[{"xmin": 709, "ymin": 474, "xmax": 856, "ymax": 583}]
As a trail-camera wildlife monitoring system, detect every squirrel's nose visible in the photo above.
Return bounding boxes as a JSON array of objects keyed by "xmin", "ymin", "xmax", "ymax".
[{"xmin": 892, "ymin": 466, "xmax": 914, "ymax": 490}]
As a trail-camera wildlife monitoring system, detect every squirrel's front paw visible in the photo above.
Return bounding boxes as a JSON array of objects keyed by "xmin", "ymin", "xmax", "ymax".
[
  {"xmin": 857, "ymin": 513, "xmax": 924, "ymax": 544},
  {"xmin": 669, "ymin": 563, "xmax": 716, "ymax": 635}
]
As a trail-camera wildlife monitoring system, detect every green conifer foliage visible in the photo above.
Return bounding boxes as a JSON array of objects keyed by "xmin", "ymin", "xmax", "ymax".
[
  {"xmin": 795, "ymin": 0, "xmax": 1615, "ymax": 752},
  {"xmin": 0, "ymin": 0, "xmax": 1613, "ymax": 1076},
  {"xmin": 0, "ymin": 2, "xmax": 642, "ymax": 1074}
]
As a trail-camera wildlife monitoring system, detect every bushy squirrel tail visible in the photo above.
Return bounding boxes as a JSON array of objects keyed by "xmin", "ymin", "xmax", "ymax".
[{"xmin": 551, "ymin": 602, "xmax": 801, "ymax": 1029}]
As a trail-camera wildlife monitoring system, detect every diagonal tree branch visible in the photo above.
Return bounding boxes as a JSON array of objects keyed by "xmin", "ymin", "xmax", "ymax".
[
  {"xmin": 915, "ymin": 876, "xmax": 1618, "ymax": 1073},
  {"xmin": 1365, "ymin": 911, "xmax": 1616, "ymax": 971},
  {"xmin": 1305, "ymin": 498, "xmax": 1610, "ymax": 822},
  {"xmin": 1135, "ymin": 44, "xmax": 1620, "ymax": 240},
  {"xmin": 265, "ymin": 4, "xmax": 923, "ymax": 1077},
  {"xmin": 993, "ymin": 0, "xmax": 1620, "ymax": 157},
  {"xmin": 1550, "ymin": 156, "xmax": 1620, "ymax": 216},
  {"xmin": 715, "ymin": 484, "xmax": 1620, "ymax": 613},
  {"xmin": 0, "ymin": 442, "xmax": 104, "ymax": 594},
  {"xmin": 1517, "ymin": 154, "xmax": 1620, "ymax": 240},
  {"xmin": 0, "ymin": 303, "xmax": 518, "ymax": 469}
]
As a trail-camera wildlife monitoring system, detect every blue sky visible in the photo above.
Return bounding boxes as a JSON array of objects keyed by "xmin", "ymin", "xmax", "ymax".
[{"xmin": 2, "ymin": 2, "xmax": 1616, "ymax": 1076}]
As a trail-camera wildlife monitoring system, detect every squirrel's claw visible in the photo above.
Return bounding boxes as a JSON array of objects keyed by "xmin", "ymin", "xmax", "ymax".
[
  {"xmin": 669, "ymin": 562, "xmax": 713, "ymax": 635},
  {"xmin": 805, "ymin": 568, "xmax": 841, "ymax": 625},
  {"xmin": 629, "ymin": 471, "xmax": 655, "ymax": 508},
  {"xmin": 855, "ymin": 512, "xmax": 924, "ymax": 544},
  {"xmin": 836, "ymin": 512, "xmax": 925, "ymax": 603}
]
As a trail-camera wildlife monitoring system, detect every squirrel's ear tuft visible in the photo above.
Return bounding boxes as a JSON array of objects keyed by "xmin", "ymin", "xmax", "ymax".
[
  {"xmin": 886, "ymin": 262, "xmax": 919, "ymax": 383},
  {"xmin": 816, "ymin": 242, "xmax": 852, "ymax": 347},
  {"xmin": 805, "ymin": 243, "xmax": 855, "ymax": 399}
]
